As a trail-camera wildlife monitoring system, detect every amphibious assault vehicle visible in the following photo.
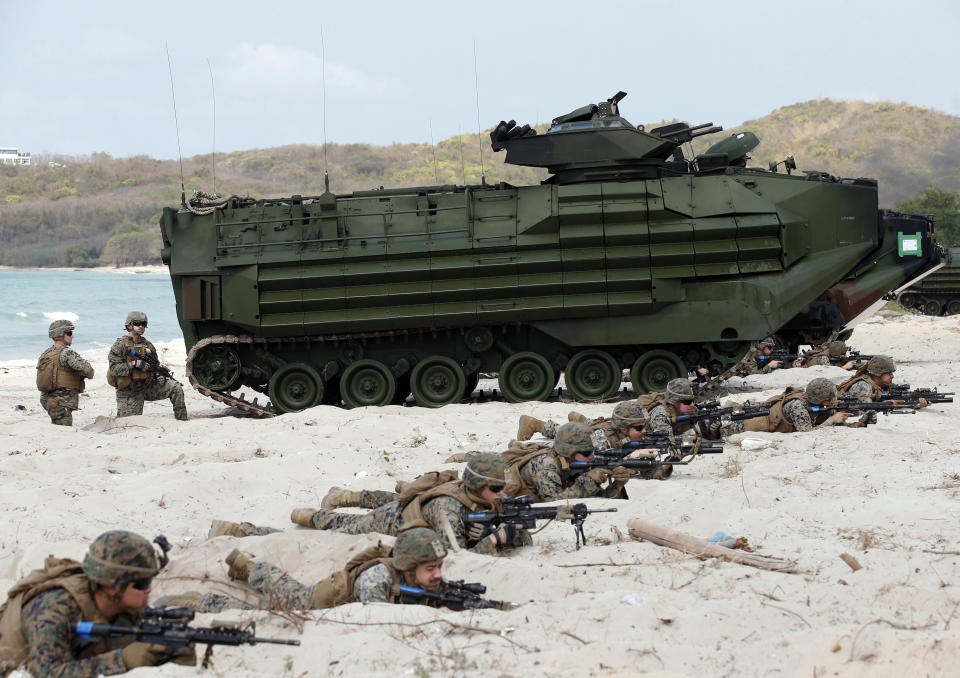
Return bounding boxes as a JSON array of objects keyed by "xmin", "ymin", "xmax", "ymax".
[
  {"xmin": 159, "ymin": 92, "xmax": 940, "ymax": 415},
  {"xmin": 898, "ymin": 245, "xmax": 959, "ymax": 315}
]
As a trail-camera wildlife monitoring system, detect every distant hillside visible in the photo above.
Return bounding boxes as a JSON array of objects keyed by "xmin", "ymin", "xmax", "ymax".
[{"xmin": 1, "ymin": 99, "xmax": 958, "ymax": 267}]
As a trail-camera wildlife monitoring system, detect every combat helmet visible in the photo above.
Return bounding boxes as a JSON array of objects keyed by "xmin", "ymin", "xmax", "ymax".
[
  {"xmin": 125, "ymin": 311, "xmax": 148, "ymax": 327},
  {"xmin": 461, "ymin": 452, "xmax": 507, "ymax": 493},
  {"xmin": 611, "ymin": 401, "xmax": 647, "ymax": 430},
  {"xmin": 82, "ymin": 530, "xmax": 160, "ymax": 589},
  {"xmin": 866, "ymin": 355, "xmax": 895, "ymax": 376},
  {"xmin": 48, "ymin": 319, "xmax": 75, "ymax": 339},
  {"xmin": 827, "ymin": 341, "xmax": 848, "ymax": 358},
  {"xmin": 392, "ymin": 528, "xmax": 448, "ymax": 571},
  {"xmin": 664, "ymin": 378, "xmax": 694, "ymax": 405},
  {"xmin": 757, "ymin": 337, "xmax": 776, "ymax": 349},
  {"xmin": 554, "ymin": 421, "xmax": 594, "ymax": 458},
  {"xmin": 805, "ymin": 378, "xmax": 837, "ymax": 404}
]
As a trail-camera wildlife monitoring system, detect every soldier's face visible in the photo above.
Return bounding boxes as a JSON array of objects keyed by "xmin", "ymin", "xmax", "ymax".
[
  {"xmin": 760, "ymin": 347, "xmax": 773, "ymax": 356},
  {"xmin": 115, "ymin": 580, "xmax": 151, "ymax": 609},
  {"xmin": 413, "ymin": 560, "xmax": 444, "ymax": 589},
  {"xmin": 572, "ymin": 451, "xmax": 595, "ymax": 461},
  {"xmin": 627, "ymin": 425, "xmax": 645, "ymax": 441},
  {"xmin": 879, "ymin": 373, "xmax": 894, "ymax": 386},
  {"xmin": 128, "ymin": 322, "xmax": 146, "ymax": 336},
  {"xmin": 62, "ymin": 331, "xmax": 74, "ymax": 345},
  {"xmin": 676, "ymin": 400, "xmax": 696, "ymax": 415},
  {"xmin": 480, "ymin": 484, "xmax": 504, "ymax": 503}
]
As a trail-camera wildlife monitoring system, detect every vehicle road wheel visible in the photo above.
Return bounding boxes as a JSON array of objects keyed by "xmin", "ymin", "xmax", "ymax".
[
  {"xmin": 631, "ymin": 350, "xmax": 686, "ymax": 395},
  {"xmin": 946, "ymin": 299, "xmax": 960, "ymax": 315},
  {"xmin": 498, "ymin": 352, "xmax": 555, "ymax": 403},
  {"xmin": 922, "ymin": 298, "xmax": 943, "ymax": 316},
  {"xmin": 192, "ymin": 344, "xmax": 241, "ymax": 391},
  {"xmin": 340, "ymin": 359, "xmax": 396, "ymax": 408},
  {"xmin": 899, "ymin": 293, "xmax": 917, "ymax": 309},
  {"xmin": 564, "ymin": 350, "xmax": 620, "ymax": 402},
  {"xmin": 268, "ymin": 363, "xmax": 324, "ymax": 413},
  {"xmin": 411, "ymin": 356, "xmax": 465, "ymax": 408}
]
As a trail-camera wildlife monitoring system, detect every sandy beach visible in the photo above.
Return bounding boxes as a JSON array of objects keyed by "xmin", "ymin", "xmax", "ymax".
[{"xmin": 1, "ymin": 314, "xmax": 958, "ymax": 677}]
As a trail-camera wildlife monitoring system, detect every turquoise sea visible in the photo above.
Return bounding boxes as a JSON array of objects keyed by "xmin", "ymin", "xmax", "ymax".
[{"xmin": 0, "ymin": 269, "xmax": 182, "ymax": 365}]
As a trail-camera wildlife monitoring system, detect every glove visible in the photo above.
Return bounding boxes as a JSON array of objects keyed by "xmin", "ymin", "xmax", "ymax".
[
  {"xmin": 492, "ymin": 523, "xmax": 517, "ymax": 548},
  {"xmin": 585, "ymin": 468, "xmax": 613, "ymax": 485},
  {"xmin": 610, "ymin": 466, "xmax": 631, "ymax": 488},
  {"xmin": 467, "ymin": 522, "xmax": 486, "ymax": 541},
  {"xmin": 847, "ymin": 414, "xmax": 870, "ymax": 428},
  {"xmin": 122, "ymin": 642, "xmax": 171, "ymax": 669},
  {"xmin": 171, "ymin": 644, "xmax": 198, "ymax": 667}
]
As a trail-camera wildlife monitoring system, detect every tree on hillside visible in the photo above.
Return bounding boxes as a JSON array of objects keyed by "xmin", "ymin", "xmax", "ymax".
[
  {"xmin": 895, "ymin": 186, "xmax": 960, "ymax": 246},
  {"xmin": 101, "ymin": 230, "xmax": 161, "ymax": 266}
]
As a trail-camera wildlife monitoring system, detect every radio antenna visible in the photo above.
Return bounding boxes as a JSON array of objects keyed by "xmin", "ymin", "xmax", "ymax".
[
  {"xmin": 207, "ymin": 58, "xmax": 217, "ymax": 195},
  {"xmin": 321, "ymin": 26, "xmax": 330, "ymax": 192},
  {"xmin": 164, "ymin": 42, "xmax": 186, "ymax": 206},
  {"xmin": 457, "ymin": 124, "xmax": 466, "ymax": 186},
  {"xmin": 473, "ymin": 41, "xmax": 485, "ymax": 185},
  {"xmin": 429, "ymin": 120, "xmax": 439, "ymax": 184}
]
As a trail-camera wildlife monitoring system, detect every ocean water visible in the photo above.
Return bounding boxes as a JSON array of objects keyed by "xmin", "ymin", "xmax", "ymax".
[{"xmin": 0, "ymin": 269, "xmax": 182, "ymax": 365}]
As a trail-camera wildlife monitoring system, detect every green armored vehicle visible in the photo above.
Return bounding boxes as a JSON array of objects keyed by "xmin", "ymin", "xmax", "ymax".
[
  {"xmin": 159, "ymin": 92, "xmax": 940, "ymax": 414},
  {"xmin": 898, "ymin": 245, "xmax": 960, "ymax": 315}
]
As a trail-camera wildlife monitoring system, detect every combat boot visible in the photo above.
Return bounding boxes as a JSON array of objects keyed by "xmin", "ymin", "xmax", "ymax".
[
  {"xmin": 517, "ymin": 415, "xmax": 546, "ymax": 441},
  {"xmin": 567, "ymin": 411, "xmax": 588, "ymax": 423},
  {"xmin": 321, "ymin": 487, "xmax": 364, "ymax": 509},
  {"xmin": 290, "ymin": 508, "xmax": 318, "ymax": 527},
  {"xmin": 225, "ymin": 549, "xmax": 254, "ymax": 582},
  {"xmin": 444, "ymin": 452, "xmax": 468, "ymax": 463},
  {"xmin": 153, "ymin": 591, "xmax": 203, "ymax": 612},
  {"xmin": 208, "ymin": 520, "xmax": 242, "ymax": 538}
]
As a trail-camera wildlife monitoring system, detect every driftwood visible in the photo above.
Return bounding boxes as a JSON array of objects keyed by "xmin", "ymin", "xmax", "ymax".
[{"xmin": 627, "ymin": 518, "xmax": 799, "ymax": 573}]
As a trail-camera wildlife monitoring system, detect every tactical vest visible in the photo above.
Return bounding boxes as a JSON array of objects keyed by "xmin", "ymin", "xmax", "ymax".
[
  {"xmin": 308, "ymin": 543, "xmax": 401, "ymax": 609},
  {"xmin": 0, "ymin": 558, "xmax": 109, "ymax": 676},
  {"xmin": 397, "ymin": 479, "xmax": 488, "ymax": 533},
  {"xmin": 500, "ymin": 441, "xmax": 569, "ymax": 500},
  {"xmin": 36, "ymin": 346, "xmax": 85, "ymax": 394},
  {"xmin": 742, "ymin": 387, "xmax": 815, "ymax": 433},
  {"xmin": 636, "ymin": 392, "xmax": 666, "ymax": 411},
  {"xmin": 107, "ymin": 336, "xmax": 154, "ymax": 389},
  {"xmin": 800, "ymin": 346, "xmax": 829, "ymax": 368},
  {"xmin": 837, "ymin": 367, "xmax": 881, "ymax": 398}
]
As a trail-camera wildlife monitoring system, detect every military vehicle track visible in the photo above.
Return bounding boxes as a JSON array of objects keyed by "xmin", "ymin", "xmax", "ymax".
[{"xmin": 184, "ymin": 333, "xmax": 756, "ymax": 416}]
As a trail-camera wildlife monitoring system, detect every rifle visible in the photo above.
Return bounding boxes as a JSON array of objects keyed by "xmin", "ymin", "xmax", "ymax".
[
  {"xmin": 844, "ymin": 350, "xmax": 875, "ymax": 365},
  {"xmin": 397, "ymin": 579, "xmax": 513, "ymax": 610},
  {"xmin": 878, "ymin": 387, "xmax": 953, "ymax": 404},
  {"xmin": 75, "ymin": 606, "xmax": 300, "ymax": 657},
  {"xmin": 673, "ymin": 401, "xmax": 770, "ymax": 430},
  {"xmin": 756, "ymin": 352, "xmax": 798, "ymax": 366},
  {"xmin": 809, "ymin": 399, "xmax": 915, "ymax": 419},
  {"xmin": 600, "ymin": 437, "xmax": 725, "ymax": 458},
  {"xmin": 466, "ymin": 495, "xmax": 617, "ymax": 550},
  {"xmin": 129, "ymin": 349, "xmax": 176, "ymax": 381}
]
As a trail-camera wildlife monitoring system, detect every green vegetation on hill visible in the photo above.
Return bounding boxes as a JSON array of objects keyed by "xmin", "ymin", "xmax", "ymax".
[{"xmin": 2, "ymin": 99, "xmax": 958, "ymax": 267}]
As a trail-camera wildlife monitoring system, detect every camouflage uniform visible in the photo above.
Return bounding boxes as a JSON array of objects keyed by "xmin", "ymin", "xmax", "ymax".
[
  {"xmin": 108, "ymin": 326, "xmax": 186, "ymax": 420},
  {"xmin": 38, "ymin": 348, "xmax": 94, "ymax": 426},
  {"xmin": 646, "ymin": 378, "xmax": 701, "ymax": 441},
  {"xmin": 1, "ymin": 530, "xmax": 162, "ymax": 677},
  {"xmin": 517, "ymin": 453, "xmax": 619, "ymax": 500},
  {"xmin": 733, "ymin": 338, "xmax": 778, "ymax": 376},
  {"xmin": 300, "ymin": 455, "xmax": 526, "ymax": 556},
  {"xmin": 838, "ymin": 356, "xmax": 894, "ymax": 425},
  {"xmin": 723, "ymin": 378, "xmax": 837, "ymax": 433},
  {"xmin": 196, "ymin": 529, "xmax": 450, "ymax": 613}
]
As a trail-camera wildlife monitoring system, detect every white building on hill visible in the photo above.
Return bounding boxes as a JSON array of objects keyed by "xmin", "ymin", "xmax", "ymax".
[{"xmin": 0, "ymin": 147, "xmax": 31, "ymax": 165}]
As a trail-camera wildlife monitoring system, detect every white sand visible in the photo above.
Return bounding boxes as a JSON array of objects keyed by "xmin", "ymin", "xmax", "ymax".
[{"xmin": 1, "ymin": 316, "xmax": 958, "ymax": 677}]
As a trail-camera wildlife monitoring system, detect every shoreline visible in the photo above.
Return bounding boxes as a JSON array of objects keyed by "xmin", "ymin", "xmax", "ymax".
[{"xmin": 0, "ymin": 264, "xmax": 169, "ymax": 275}]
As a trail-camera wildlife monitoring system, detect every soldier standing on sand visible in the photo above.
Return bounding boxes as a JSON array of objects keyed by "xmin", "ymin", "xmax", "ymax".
[
  {"xmin": 107, "ymin": 311, "xmax": 187, "ymax": 420},
  {"xmin": 36, "ymin": 319, "xmax": 94, "ymax": 426}
]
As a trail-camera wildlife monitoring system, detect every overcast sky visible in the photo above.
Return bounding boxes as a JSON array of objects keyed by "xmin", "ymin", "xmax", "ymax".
[{"xmin": 3, "ymin": 0, "xmax": 958, "ymax": 160}]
